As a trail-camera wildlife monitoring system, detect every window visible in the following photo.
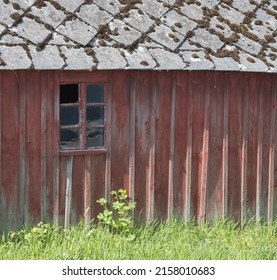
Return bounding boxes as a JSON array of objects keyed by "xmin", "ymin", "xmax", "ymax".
[{"xmin": 60, "ymin": 83, "xmax": 105, "ymax": 150}]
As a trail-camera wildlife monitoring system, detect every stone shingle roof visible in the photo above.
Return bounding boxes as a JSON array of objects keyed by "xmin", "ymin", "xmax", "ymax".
[{"xmin": 0, "ymin": 0, "xmax": 276, "ymax": 72}]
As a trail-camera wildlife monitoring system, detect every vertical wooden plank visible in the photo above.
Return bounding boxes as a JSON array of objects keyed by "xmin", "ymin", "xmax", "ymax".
[
  {"xmin": 199, "ymin": 72, "xmax": 210, "ymax": 224},
  {"xmin": 222, "ymin": 73, "xmax": 229, "ymax": 219},
  {"xmin": 105, "ymin": 74, "xmax": 112, "ymax": 201},
  {"xmin": 53, "ymin": 71, "xmax": 60, "ymax": 225},
  {"xmin": 256, "ymin": 78, "xmax": 264, "ymax": 222},
  {"xmin": 168, "ymin": 74, "xmax": 176, "ymax": 219},
  {"xmin": 133, "ymin": 72, "xmax": 152, "ymax": 221},
  {"xmin": 228, "ymin": 72, "xmax": 243, "ymax": 221},
  {"xmin": 110, "ymin": 71, "xmax": 130, "ymax": 195},
  {"xmin": 241, "ymin": 73, "xmax": 248, "ymax": 225},
  {"xmin": 154, "ymin": 71, "xmax": 172, "ymax": 219},
  {"xmin": 25, "ymin": 71, "xmax": 42, "ymax": 225},
  {"xmin": 206, "ymin": 72, "xmax": 224, "ymax": 221},
  {"xmin": 64, "ymin": 156, "xmax": 73, "ymax": 229},
  {"xmin": 268, "ymin": 76, "xmax": 276, "ymax": 223},
  {"xmin": 190, "ymin": 72, "xmax": 206, "ymax": 220},
  {"xmin": 41, "ymin": 72, "xmax": 47, "ymax": 222},
  {"xmin": 91, "ymin": 154, "xmax": 106, "ymax": 220},
  {"xmin": 84, "ymin": 154, "xmax": 91, "ymax": 224},
  {"xmin": 1, "ymin": 71, "xmax": 20, "ymax": 230},
  {"xmin": 71, "ymin": 156, "xmax": 85, "ymax": 224},
  {"xmin": 19, "ymin": 71, "xmax": 26, "ymax": 226},
  {"xmin": 146, "ymin": 72, "xmax": 156, "ymax": 221},
  {"xmin": 184, "ymin": 73, "xmax": 193, "ymax": 222},
  {"xmin": 173, "ymin": 72, "xmax": 188, "ymax": 219},
  {"xmin": 129, "ymin": 74, "xmax": 136, "ymax": 203}
]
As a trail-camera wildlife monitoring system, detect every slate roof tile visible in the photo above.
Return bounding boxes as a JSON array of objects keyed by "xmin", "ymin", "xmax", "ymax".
[
  {"xmin": 108, "ymin": 19, "xmax": 142, "ymax": 46},
  {"xmin": 30, "ymin": 2, "xmax": 66, "ymax": 28},
  {"xmin": 148, "ymin": 48, "xmax": 186, "ymax": 70},
  {"xmin": 136, "ymin": 1, "xmax": 169, "ymax": 18},
  {"xmin": 14, "ymin": 17, "xmax": 51, "ymax": 45},
  {"xmin": 76, "ymin": 3, "xmax": 113, "ymax": 29},
  {"xmin": 93, "ymin": 0, "xmax": 124, "ymax": 15},
  {"xmin": 124, "ymin": 9, "xmax": 155, "ymax": 33},
  {"xmin": 123, "ymin": 46, "xmax": 156, "ymax": 69},
  {"xmin": 0, "ymin": 45, "xmax": 31, "ymax": 69},
  {"xmin": 29, "ymin": 45, "xmax": 64, "ymax": 69},
  {"xmin": 56, "ymin": 18, "xmax": 97, "ymax": 46},
  {"xmin": 0, "ymin": 2, "xmax": 23, "ymax": 27},
  {"xmin": 60, "ymin": 46, "xmax": 95, "ymax": 70},
  {"xmin": 148, "ymin": 23, "xmax": 184, "ymax": 51},
  {"xmin": 0, "ymin": 0, "xmax": 276, "ymax": 72},
  {"xmin": 94, "ymin": 47, "xmax": 126, "ymax": 69},
  {"xmin": 181, "ymin": 51, "xmax": 214, "ymax": 70},
  {"xmin": 53, "ymin": 0, "xmax": 84, "ymax": 13}
]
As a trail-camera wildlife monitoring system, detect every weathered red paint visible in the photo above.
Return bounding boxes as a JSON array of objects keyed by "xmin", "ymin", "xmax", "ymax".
[{"xmin": 1, "ymin": 70, "xmax": 277, "ymax": 231}]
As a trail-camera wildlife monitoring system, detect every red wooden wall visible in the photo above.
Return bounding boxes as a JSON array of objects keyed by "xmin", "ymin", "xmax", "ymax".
[{"xmin": 0, "ymin": 70, "xmax": 277, "ymax": 231}]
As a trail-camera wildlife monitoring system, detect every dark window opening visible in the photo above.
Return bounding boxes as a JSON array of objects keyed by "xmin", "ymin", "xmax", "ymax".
[
  {"xmin": 60, "ymin": 84, "xmax": 79, "ymax": 104},
  {"xmin": 59, "ymin": 83, "xmax": 105, "ymax": 150}
]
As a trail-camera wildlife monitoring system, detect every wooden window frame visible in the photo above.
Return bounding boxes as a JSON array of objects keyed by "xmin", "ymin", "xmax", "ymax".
[{"xmin": 59, "ymin": 82, "xmax": 107, "ymax": 155}]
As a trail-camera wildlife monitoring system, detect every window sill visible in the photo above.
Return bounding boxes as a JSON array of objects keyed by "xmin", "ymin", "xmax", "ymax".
[{"xmin": 60, "ymin": 148, "xmax": 107, "ymax": 156}]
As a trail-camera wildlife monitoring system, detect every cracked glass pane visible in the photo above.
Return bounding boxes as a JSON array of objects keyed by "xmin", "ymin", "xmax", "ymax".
[
  {"xmin": 86, "ymin": 105, "xmax": 104, "ymax": 125},
  {"xmin": 60, "ymin": 128, "xmax": 79, "ymax": 148},
  {"xmin": 87, "ymin": 127, "xmax": 104, "ymax": 147}
]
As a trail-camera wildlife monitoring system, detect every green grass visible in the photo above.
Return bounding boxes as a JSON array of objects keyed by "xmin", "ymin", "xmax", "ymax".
[{"xmin": 1, "ymin": 219, "xmax": 277, "ymax": 260}]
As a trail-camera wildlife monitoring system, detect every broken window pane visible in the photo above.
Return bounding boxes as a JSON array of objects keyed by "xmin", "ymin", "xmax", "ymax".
[
  {"xmin": 60, "ymin": 106, "xmax": 79, "ymax": 126},
  {"xmin": 86, "ymin": 106, "xmax": 104, "ymax": 125},
  {"xmin": 86, "ymin": 84, "xmax": 104, "ymax": 103},
  {"xmin": 87, "ymin": 127, "xmax": 104, "ymax": 147},
  {"xmin": 60, "ymin": 84, "xmax": 79, "ymax": 104},
  {"xmin": 60, "ymin": 128, "xmax": 79, "ymax": 148}
]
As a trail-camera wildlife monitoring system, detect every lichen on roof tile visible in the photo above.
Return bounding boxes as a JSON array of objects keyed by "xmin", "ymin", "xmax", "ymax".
[
  {"xmin": 0, "ymin": 34, "xmax": 24, "ymax": 44},
  {"xmin": 108, "ymin": 19, "xmax": 142, "ymax": 46},
  {"xmin": 0, "ymin": 45, "xmax": 31, "ymax": 69},
  {"xmin": 14, "ymin": 17, "xmax": 51, "ymax": 45},
  {"xmin": 181, "ymin": 51, "xmax": 214, "ymax": 70},
  {"xmin": 149, "ymin": 48, "xmax": 186, "ymax": 70},
  {"xmin": 94, "ymin": 47, "xmax": 126, "ymax": 69},
  {"xmin": 93, "ymin": 0, "xmax": 124, "ymax": 15},
  {"xmin": 231, "ymin": 0, "xmax": 256, "ymax": 13},
  {"xmin": 217, "ymin": 4, "xmax": 245, "ymax": 25},
  {"xmin": 56, "ymin": 18, "xmax": 97, "ymax": 46},
  {"xmin": 234, "ymin": 36, "xmax": 262, "ymax": 55},
  {"xmin": 53, "ymin": 0, "xmax": 84, "ymax": 12},
  {"xmin": 210, "ymin": 55, "xmax": 240, "ymax": 71},
  {"xmin": 124, "ymin": 9, "xmax": 155, "ymax": 33},
  {"xmin": 239, "ymin": 53, "xmax": 269, "ymax": 72},
  {"xmin": 77, "ymin": 3, "xmax": 113, "ymax": 29},
  {"xmin": 29, "ymin": 45, "xmax": 64, "ymax": 69},
  {"xmin": 123, "ymin": 46, "xmax": 156, "ymax": 69},
  {"xmin": 0, "ymin": 24, "xmax": 5, "ymax": 35},
  {"xmin": 179, "ymin": 3, "xmax": 203, "ymax": 21},
  {"xmin": 9, "ymin": 0, "xmax": 36, "ymax": 10},
  {"xmin": 0, "ymin": 1, "xmax": 23, "ymax": 27},
  {"xmin": 60, "ymin": 46, "xmax": 95, "ymax": 70},
  {"xmin": 190, "ymin": 29, "xmax": 224, "ymax": 53},
  {"xmin": 148, "ymin": 24, "xmax": 184, "ymax": 51},
  {"xmin": 30, "ymin": 2, "xmax": 66, "ymax": 29},
  {"xmin": 161, "ymin": 10, "xmax": 197, "ymax": 37},
  {"xmin": 136, "ymin": 1, "xmax": 169, "ymax": 18}
]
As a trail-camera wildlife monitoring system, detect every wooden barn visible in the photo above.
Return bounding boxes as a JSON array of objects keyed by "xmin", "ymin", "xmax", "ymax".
[{"xmin": 0, "ymin": 0, "xmax": 277, "ymax": 231}]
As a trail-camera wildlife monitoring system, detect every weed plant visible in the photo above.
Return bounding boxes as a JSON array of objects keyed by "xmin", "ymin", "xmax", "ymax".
[{"xmin": 1, "ymin": 219, "xmax": 277, "ymax": 260}]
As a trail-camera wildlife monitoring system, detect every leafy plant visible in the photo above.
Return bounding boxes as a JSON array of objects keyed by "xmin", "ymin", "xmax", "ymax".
[{"xmin": 96, "ymin": 189, "xmax": 136, "ymax": 234}]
